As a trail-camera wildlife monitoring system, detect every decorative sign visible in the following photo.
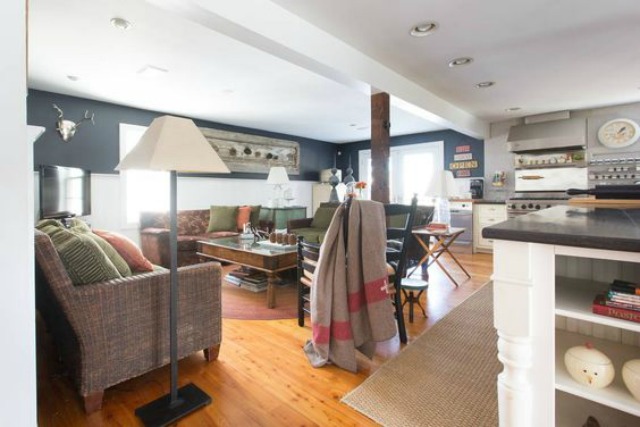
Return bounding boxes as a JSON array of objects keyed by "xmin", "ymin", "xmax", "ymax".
[
  {"xmin": 446, "ymin": 142, "xmax": 482, "ymax": 178},
  {"xmin": 200, "ymin": 126, "xmax": 300, "ymax": 174}
]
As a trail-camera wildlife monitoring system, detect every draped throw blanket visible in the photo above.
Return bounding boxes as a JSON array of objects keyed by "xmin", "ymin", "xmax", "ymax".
[{"xmin": 303, "ymin": 199, "xmax": 397, "ymax": 372}]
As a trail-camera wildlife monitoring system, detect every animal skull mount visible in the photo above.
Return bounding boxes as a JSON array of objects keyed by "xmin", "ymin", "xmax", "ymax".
[{"xmin": 52, "ymin": 104, "xmax": 95, "ymax": 142}]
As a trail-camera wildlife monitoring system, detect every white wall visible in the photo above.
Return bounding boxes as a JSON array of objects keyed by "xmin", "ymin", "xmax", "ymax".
[
  {"xmin": 0, "ymin": 2, "xmax": 37, "ymax": 424},
  {"xmin": 37, "ymin": 174, "xmax": 316, "ymax": 244}
]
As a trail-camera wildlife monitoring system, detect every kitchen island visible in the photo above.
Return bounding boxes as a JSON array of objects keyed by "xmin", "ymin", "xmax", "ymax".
[{"xmin": 483, "ymin": 206, "xmax": 640, "ymax": 426}]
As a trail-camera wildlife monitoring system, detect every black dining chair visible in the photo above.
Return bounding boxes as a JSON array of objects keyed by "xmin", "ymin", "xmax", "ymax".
[{"xmin": 384, "ymin": 195, "xmax": 419, "ymax": 343}]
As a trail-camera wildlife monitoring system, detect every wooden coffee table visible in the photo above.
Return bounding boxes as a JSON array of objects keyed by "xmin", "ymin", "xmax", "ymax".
[{"xmin": 198, "ymin": 237, "xmax": 298, "ymax": 309}]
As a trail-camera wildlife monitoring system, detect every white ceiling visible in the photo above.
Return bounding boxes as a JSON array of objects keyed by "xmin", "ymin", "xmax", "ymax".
[{"xmin": 28, "ymin": 0, "xmax": 640, "ymax": 144}]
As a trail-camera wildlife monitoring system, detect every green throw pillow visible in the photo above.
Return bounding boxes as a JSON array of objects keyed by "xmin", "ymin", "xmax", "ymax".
[
  {"xmin": 311, "ymin": 206, "xmax": 336, "ymax": 229},
  {"xmin": 36, "ymin": 221, "xmax": 122, "ymax": 285},
  {"xmin": 207, "ymin": 205, "xmax": 239, "ymax": 232},
  {"xmin": 249, "ymin": 205, "xmax": 261, "ymax": 227},
  {"xmin": 69, "ymin": 221, "xmax": 132, "ymax": 278}
]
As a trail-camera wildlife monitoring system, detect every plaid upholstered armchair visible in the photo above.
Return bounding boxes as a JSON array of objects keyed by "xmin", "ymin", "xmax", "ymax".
[{"xmin": 34, "ymin": 230, "xmax": 222, "ymax": 413}]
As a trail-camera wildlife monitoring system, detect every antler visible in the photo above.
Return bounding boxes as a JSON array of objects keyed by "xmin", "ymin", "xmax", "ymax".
[
  {"xmin": 75, "ymin": 110, "xmax": 95, "ymax": 127},
  {"xmin": 52, "ymin": 104, "xmax": 64, "ymax": 119}
]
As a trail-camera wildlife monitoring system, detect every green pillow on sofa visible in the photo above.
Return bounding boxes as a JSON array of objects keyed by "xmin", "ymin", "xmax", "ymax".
[
  {"xmin": 207, "ymin": 205, "xmax": 239, "ymax": 232},
  {"xmin": 68, "ymin": 219, "xmax": 132, "ymax": 277},
  {"xmin": 36, "ymin": 220, "xmax": 122, "ymax": 285},
  {"xmin": 311, "ymin": 206, "xmax": 336, "ymax": 229}
]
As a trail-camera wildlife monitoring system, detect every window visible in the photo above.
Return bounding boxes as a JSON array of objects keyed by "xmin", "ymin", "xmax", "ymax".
[
  {"xmin": 358, "ymin": 141, "xmax": 443, "ymax": 204},
  {"xmin": 119, "ymin": 123, "xmax": 169, "ymax": 226}
]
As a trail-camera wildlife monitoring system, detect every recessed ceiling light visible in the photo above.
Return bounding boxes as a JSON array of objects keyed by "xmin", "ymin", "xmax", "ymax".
[
  {"xmin": 410, "ymin": 22, "xmax": 438, "ymax": 37},
  {"xmin": 505, "ymin": 107, "xmax": 521, "ymax": 112},
  {"xmin": 349, "ymin": 123, "xmax": 357, "ymax": 127},
  {"xmin": 448, "ymin": 57, "xmax": 473, "ymax": 67},
  {"xmin": 475, "ymin": 81, "xmax": 495, "ymax": 88},
  {"xmin": 66, "ymin": 75, "xmax": 79, "ymax": 82},
  {"xmin": 137, "ymin": 65, "xmax": 168, "ymax": 78},
  {"xmin": 110, "ymin": 17, "xmax": 131, "ymax": 30}
]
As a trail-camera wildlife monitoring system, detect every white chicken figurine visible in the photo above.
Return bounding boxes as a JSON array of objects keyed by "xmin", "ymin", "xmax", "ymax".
[{"xmin": 564, "ymin": 342, "xmax": 615, "ymax": 388}]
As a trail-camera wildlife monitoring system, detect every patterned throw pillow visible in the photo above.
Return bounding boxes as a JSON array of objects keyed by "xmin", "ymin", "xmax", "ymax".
[
  {"xmin": 36, "ymin": 220, "xmax": 122, "ymax": 285},
  {"xmin": 207, "ymin": 205, "xmax": 239, "ymax": 232},
  {"xmin": 93, "ymin": 229, "xmax": 154, "ymax": 272},
  {"xmin": 68, "ymin": 220, "xmax": 132, "ymax": 277},
  {"xmin": 237, "ymin": 206, "xmax": 252, "ymax": 231}
]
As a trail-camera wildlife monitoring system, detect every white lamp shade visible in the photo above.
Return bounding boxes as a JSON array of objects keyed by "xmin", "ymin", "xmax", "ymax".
[
  {"xmin": 426, "ymin": 170, "xmax": 460, "ymax": 198},
  {"xmin": 267, "ymin": 166, "xmax": 290, "ymax": 184},
  {"xmin": 116, "ymin": 115, "xmax": 230, "ymax": 173}
]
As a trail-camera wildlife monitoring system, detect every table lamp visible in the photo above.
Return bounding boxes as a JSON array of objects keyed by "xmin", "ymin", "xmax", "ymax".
[
  {"xmin": 267, "ymin": 166, "xmax": 289, "ymax": 207},
  {"xmin": 116, "ymin": 115, "xmax": 230, "ymax": 426},
  {"xmin": 426, "ymin": 170, "xmax": 459, "ymax": 226}
]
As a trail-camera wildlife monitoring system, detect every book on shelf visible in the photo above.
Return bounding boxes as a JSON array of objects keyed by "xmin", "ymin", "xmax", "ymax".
[
  {"xmin": 610, "ymin": 279, "xmax": 640, "ymax": 296},
  {"xmin": 608, "ymin": 291, "xmax": 640, "ymax": 304},
  {"xmin": 593, "ymin": 295, "xmax": 640, "ymax": 323},
  {"xmin": 225, "ymin": 274, "xmax": 242, "ymax": 286},
  {"xmin": 604, "ymin": 299, "xmax": 640, "ymax": 312},
  {"xmin": 240, "ymin": 282, "xmax": 267, "ymax": 293}
]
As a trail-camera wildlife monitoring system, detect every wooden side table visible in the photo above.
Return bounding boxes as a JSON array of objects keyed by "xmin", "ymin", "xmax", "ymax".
[{"xmin": 410, "ymin": 226, "xmax": 471, "ymax": 287}]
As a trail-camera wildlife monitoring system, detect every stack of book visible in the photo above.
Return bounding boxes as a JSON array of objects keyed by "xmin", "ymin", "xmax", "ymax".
[
  {"xmin": 225, "ymin": 267, "xmax": 268, "ymax": 293},
  {"xmin": 592, "ymin": 279, "xmax": 640, "ymax": 323}
]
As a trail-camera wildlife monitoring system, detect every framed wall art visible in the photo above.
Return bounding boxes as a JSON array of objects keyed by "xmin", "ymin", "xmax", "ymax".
[{"xmin": 199, "ymin": 127, "xmax": 300, "ymax": 175}]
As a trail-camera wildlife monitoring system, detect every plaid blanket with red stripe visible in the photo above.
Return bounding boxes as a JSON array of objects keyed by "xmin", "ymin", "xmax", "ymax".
[{"xmin": 303, "ymin": 199, "xmax": 397, "ymax": 372}]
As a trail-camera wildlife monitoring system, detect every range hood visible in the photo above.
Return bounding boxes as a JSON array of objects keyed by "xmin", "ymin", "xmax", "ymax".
[{"xmin": 507, "ymin": 116, "xmax": 586, "ymax": 153}]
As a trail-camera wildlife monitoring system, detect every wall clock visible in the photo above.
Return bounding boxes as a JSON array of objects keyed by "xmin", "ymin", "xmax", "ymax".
[{"xmin": 597, "ymin": 118, "xmax": 640, "ymax": 148}]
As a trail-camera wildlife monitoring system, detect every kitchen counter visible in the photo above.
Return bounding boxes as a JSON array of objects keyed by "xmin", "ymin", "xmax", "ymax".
[
  {"xmin": 449, "ymin": 198, "xmax": 505, "ymax": 204},
  {"xmin": 483, "ymin": 205, "xmax": 640, "ymax": 252},
  {"xmin": 488, "ymin": 205, "xmax": 640, "ymax": 426}
]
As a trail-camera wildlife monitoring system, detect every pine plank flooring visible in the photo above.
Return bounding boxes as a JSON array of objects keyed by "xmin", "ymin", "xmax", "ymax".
[{"xmin": 37, "ymin": 251, "xmax": 493, "ymax": 426}]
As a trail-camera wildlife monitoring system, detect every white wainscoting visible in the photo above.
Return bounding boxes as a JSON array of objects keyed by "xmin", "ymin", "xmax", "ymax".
[{"xmin": 35, "ymin": 173, "xmax": 316, "ymax": 245}]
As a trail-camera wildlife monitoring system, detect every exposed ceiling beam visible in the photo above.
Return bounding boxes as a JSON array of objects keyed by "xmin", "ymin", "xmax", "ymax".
[{"xmin": 147, "ymin": 0, "xmax": 489, "ymax": 139}]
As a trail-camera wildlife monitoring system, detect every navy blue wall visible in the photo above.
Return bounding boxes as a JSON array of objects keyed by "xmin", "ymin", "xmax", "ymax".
[
  {"xmin": 28, "ymin": 89, "xmax": 336, "ymax": 180},
  {"xmin": 336, "ymin": 130, "xmax": 484, "ymax": 180}
]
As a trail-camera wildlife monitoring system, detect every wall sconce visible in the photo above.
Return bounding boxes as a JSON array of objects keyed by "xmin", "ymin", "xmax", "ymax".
[{"xmin": 53, "ymin": 104, "xmax": 95, "ymax": 142}]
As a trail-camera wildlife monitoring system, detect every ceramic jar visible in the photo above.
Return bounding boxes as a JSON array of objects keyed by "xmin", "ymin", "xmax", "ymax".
[
  {"xmin": 564, "ymin": 343, "xmax": 614, "ymax": 388},
  {"xmin": 622, "ymin": 359, "xmax": 640, "ymax": 401}
]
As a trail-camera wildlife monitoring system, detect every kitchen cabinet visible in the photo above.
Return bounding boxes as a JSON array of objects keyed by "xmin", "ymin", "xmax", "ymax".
[
  {"xmin": 472, "ymin": 203, "xmax": 506, "ymax": 253},
  {"xmin": 485, "ymin": 207, "xmax": 640, "ymax": 426}
]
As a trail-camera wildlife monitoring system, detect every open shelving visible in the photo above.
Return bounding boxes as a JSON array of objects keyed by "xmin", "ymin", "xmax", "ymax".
[{"xmin": 555, "ymin": 272, "xmax": 640, "ymax": 420}]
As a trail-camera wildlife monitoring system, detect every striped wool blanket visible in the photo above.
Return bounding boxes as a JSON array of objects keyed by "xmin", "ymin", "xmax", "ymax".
[{"xmin": 303, "ymin": 199, "xmax": 397, "ymax": 372}]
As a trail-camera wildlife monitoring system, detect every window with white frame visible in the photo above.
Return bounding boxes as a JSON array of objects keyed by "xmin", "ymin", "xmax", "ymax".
[
  {"xmin": 119, "ymin": 123, "xmax": 169, "ymax": 226},
  {"xmin": 358, "ymin": 141, "xmax": 444, "ymax": 204}
]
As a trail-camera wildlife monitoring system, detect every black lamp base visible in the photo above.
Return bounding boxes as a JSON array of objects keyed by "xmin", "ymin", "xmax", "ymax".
[{"xmin": 135, "ymin": 383, "xmax": 211, "ymax": 427}]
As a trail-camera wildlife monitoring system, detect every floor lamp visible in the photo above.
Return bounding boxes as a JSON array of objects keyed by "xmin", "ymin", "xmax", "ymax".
[{"xmin": 116, "ymin": 115, "xmax": 230, "ymax": 426}]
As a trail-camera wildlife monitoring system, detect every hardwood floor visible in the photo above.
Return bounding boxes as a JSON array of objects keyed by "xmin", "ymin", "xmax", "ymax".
[{"xmin": 37, "ymin": 251, "xmax": 493, "ymax": 426}]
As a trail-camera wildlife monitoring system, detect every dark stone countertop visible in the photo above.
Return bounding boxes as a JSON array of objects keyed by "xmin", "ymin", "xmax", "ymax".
[
  {"xmin": 473, "ymin": 200, "xmax": 506, "ymax": 205},
  {"xmin": 482, "ymin": 206, "xmax": 640, "ymax": 252}
]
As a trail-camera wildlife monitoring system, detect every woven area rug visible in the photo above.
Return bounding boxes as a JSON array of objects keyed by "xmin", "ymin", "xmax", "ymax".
[
  {"xmin": 342, "ymin": 283, "xmax": 499, "ymax": 427},
  {"xmin": 221, "ymin": 280, "xmax": 298, "ymax": 320}
]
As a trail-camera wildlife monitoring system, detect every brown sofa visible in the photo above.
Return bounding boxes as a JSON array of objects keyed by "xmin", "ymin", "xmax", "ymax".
[
  {"xmin": 140, "ymin": 208, "xmax": 272, "ymax": 268},
  {"xmin": 34, "ymin": 229, "xmax": 222, "ymax": 413}
]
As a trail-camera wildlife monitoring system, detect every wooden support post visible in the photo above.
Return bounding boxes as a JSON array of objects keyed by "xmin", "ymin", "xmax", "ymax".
[{"xmin": 371, "ymin": 92, "xmax": 390, "ymax": 203}]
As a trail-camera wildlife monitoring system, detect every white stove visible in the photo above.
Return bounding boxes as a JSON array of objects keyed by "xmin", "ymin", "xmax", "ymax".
[{"xmin": 506, "ymin": 195, "xmax": 569, "ymax": 218}]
